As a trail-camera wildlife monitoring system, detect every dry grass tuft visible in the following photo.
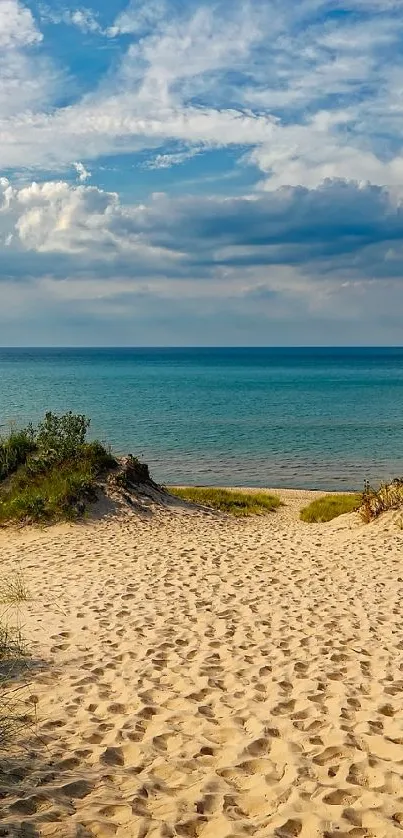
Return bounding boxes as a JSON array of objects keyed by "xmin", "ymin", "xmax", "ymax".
[
  {"xmin": 0, "ymin": 572, "xmax": 29, "ymax": 753},
  {"xmin": 0, "ymin": 571, "xmax": 28, "ymax": 608}
]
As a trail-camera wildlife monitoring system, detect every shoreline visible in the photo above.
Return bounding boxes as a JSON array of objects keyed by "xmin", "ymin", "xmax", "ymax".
[{"xmin": 166, "ymin": 478, "xmax": 370, "ymax": 491}]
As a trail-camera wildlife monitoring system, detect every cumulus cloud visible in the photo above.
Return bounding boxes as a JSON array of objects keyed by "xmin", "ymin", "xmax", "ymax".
[
  {"xmin": 2, "ymin": 175, "xmax": 403, "ymax": 281},
  {"xmin": 0, "ymin": 177, "xmax": 184, "ymax": 289}
]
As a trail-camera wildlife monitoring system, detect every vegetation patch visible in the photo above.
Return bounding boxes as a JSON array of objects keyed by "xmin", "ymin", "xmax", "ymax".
[
  {"xmin": 300, "ymin": 493, "xmax": 361, "ymax": 523},
  {"xmin": 169, "ymin": 486, "xmax": 281, "ymax": 516},
  {"xmin": 0, "ymin": 412, "xmax": 117, "ymax": 525},
  {"xmin": 0, "ymin": 571, "xmax": 29, "ymax": 751},
  {"xmin": 0, "ymin": 429, "xmax": 37, "ymax": 482},
  {"xmin": 360, "ymin": 479, "xmax": 403, "ymax": 522}
]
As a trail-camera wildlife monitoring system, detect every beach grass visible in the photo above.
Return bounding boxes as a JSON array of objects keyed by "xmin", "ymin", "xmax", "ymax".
[
  {"xmin": 0, "ymin": 412, "xmax": 117, "ymax": 525},
  {"xmin": 0, "ymin": 460, "xmax": 98, "ymax": 525},
  {"xmin": 300, "ymin": 493, "xmax": 361, "ymax": 523},
  {"xmin": 0, "ymin": 570, "xmax": 29, "ymax": 752},
  {"xmin": 360, "ymin": 479, "xmax": 403, "ymax": 522},
  {"xmin": 169, "ymin": 486, "xmax": 282, "ymax": 516},
  {"xmin": 0, "ymin": 427, "xmax": 37, "ymax": 482}
]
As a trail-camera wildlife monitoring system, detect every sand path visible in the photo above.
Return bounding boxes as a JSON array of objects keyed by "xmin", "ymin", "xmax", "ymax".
[{"xmin": 1, "ymin": 492, "xmax": 403, "ymax": 837}]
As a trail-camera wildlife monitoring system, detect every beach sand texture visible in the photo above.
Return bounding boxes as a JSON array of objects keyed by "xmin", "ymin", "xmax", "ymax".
[{"xmin": 1, "ymin": 491, "xmax": 403, "ymax": 837}]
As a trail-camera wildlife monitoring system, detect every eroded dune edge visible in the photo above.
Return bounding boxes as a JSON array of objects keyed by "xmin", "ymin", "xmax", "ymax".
[{"xmin": 1, "ymin": 490, "xmax": 403, "ymax": 838}]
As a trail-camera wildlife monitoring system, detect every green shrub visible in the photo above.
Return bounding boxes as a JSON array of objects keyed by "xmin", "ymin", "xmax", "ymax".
[
  {"xmin": 0, "ymin": 412, "xmax": 117, "ymax": 525},
  {"xmin": 169, "ymin": 487, "xmax": 281, "ymax": 516},
  {"xmin": 300, "ymin": 493, "xmax": 361, "ymax": 523},
  {"xmin": 84, "ymin": 440, "xmax": 117, "ymax": 471},
  {"xmin": 34, "ymin": 411, "xmax": 90, "ymax": 462}
]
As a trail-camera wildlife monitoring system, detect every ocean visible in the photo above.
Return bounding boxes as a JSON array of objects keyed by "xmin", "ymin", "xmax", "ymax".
[{"xmin": 0, "ymin": 347, "xmax": 402, "ymax": 490}]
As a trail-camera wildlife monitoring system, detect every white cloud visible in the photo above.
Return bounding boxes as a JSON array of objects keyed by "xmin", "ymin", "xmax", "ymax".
[
  {"xmin": 107, "ymin": 0, "xmax": 166, "ymax": 37},
  {"xmin": 0, "ymin": 1, "xmax": 62, "ymax": 119},
  {"xmin": 68, "ymin": 8, "xmax": 103, "ymax": 34},
  {"xmin": 122, "ymin": 3, "xmax": 262, "ymax": 93},
  {"xmin": 0, "ymin": 178, "xmax": 183, "ymax": 282},
  {"xmin": 144, "ymin": 147, "xmax": 203, "ymax": 169},
  {"xmin": 40, "ymin": 5, "xmax": 105, "ymax": 34},
  {"xmin": 250, "ymin": 117, "xmax": 403, "ymax": 190},
  {"xmin": 8, "ymin": 178, "xmax": 120, "ymax": 252},
  {"xmin": 0, "ymin": 99, "xmax": 277, "ymax": 170},
  {"xmin": 0, "ymin": 0, "xmax": 41, "ymax": 48},
  {"xmin": 73, "ymin": 161, "xmax": 91, "ymax": 182}
]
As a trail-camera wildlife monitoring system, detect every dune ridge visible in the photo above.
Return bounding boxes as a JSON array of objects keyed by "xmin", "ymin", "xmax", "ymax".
[{"xmin": 1, "ymin": 489, "xmax": 403, "ymax": 837}]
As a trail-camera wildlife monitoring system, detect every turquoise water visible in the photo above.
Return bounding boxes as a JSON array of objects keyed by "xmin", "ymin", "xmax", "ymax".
[{"xmin": 0, "ymin": 347, "xmax": 402, "ymax": 490}]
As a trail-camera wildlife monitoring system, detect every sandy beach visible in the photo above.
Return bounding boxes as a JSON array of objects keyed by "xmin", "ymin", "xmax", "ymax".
[{"xmin": 1, "ymin": 490, "xmax": 403, "ymax": 838}]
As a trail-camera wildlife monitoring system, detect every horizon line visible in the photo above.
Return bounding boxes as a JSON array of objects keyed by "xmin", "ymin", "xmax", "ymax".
[{"xmin": 0, "ymin": 345, "xmax": 403, "ymax": 351}]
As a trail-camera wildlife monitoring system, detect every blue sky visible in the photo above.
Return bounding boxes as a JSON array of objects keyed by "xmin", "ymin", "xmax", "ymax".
[{"xmin": 1, "ymin": 0, "xmax": 403, "ymax": 345}]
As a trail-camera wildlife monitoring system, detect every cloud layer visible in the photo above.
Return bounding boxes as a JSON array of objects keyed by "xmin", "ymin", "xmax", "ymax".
[
  {"xmin": 0, "ymin": 0, "xmax": 403, "ymax": 343},
  {"xmin": 3, "ymin": 176, "xmax": 403, "ymax": 271},
  {"xmin": 1, "ymin": 176, "xmax": 403, "ymax": 343}
]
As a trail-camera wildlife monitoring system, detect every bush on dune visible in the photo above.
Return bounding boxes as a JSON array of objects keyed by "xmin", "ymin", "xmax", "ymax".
[
  {"xmin": 300, "ymin": 493, "xmax": 361, "ymax": 523},
  {"xmin": 0, "ymin": 412, "xmax": 117, "ymax": 525},
  {"xmin": 169, "ymin": 486, "xmax": 281, "ymax": 516}
]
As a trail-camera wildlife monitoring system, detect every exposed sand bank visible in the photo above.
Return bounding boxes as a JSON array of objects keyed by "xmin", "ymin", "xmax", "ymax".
[{"xmin": 1, "ymin": 489, "xmax": 403, "ymax": 837}]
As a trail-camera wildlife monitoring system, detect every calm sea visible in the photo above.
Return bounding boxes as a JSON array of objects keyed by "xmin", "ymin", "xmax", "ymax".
[{"xmin": 0, "ymin": 347, "xmax": 402, "ymax": 490}]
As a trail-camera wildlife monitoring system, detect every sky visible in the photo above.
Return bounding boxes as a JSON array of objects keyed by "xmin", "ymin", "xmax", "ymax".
[{"xmin": 1, "ymin": 0, "xmax": 403, "ymax": 345}]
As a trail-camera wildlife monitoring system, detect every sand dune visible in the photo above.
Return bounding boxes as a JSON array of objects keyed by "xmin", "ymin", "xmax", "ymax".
[{"xmin": 1, "ymin": 491, "xmax": 403, "ymax": 837}]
